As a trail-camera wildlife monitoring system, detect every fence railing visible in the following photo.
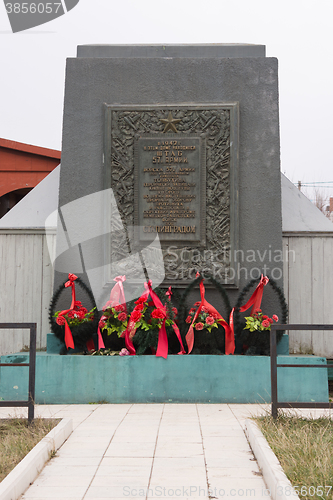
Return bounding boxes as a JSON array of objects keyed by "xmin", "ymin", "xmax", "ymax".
[
  {"xmin": 270, "ymin": 324, "xmax": 333, "ymax": 418},
  {"xmin": 0, "ymin": 323, "xmax": 36, "ymax": 421}
]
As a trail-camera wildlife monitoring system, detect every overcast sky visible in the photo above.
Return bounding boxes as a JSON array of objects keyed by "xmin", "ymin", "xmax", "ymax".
[{"xmin": 0, "ymin": 0, "xmax": 332, "ymax": 201}]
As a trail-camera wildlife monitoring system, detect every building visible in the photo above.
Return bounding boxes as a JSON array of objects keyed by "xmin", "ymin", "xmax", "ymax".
[{"xmin": 0, "ymin": 138, "xmax": 60, "ymax": 218}]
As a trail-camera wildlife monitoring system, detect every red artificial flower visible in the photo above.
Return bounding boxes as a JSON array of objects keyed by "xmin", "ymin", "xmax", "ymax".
[
  {"xmin": 80, "ymin": 307, "xmax": 88, "ymax": 315},
  {"xmin": 134, "ymin": 303, "xmax": 144, "ymax": 312},
  {"xmin": 151, "ymin": 308, "xmax": 165, "ymax": 319},
  {"xmin": 172, "ymin": 307, "xmax": 178, "ymax": 316},
  {"xmin": 135, "ymin": 296, "xmax": 146, "ymax": 304},
  {"xmin": 114, "ymin": 304, "xmax": 125, "ymax": 313},
  {"xmin": 205, "ymin": 316, "xmax": 215, "ymax": 325},
  {"xmin": 186, "ymin": 316, "xmax": 192, "ymax": 324},
  {"xmin": 118, "ymin": 312, "xmax": 127, "ymax": 322},
  {"xmin": 56, "ymin": 315, "xmax": 66, "ymax": 325},
  {"xmin": 268, "ymin": 318, "xmax": 273, "ymax": 324},
  {"xmin": 262, "ymin": 315, "xmax": 268, "ymax": 320},
  {"xmin": 74, "ymin": 300, "xmax": 82, "ymax": 311},
  {"xmin": 262, "ymin": 319, "xmax": 270, "ymax": 328},
  {"xmin": 131, "ymin": 310, "xmax": 142, "ymax": 323},
  {"xmin": 194, "ymin": 301, "xmax": 201, "ymax": 307},
  {"xmin": 189, "ymin": 308, "xmax": 196, "ymax": 314},
  {"xmin": 77, "ymin": 310, "xmax": 86, "ymax": 320},
  {"xmin": 272, "ymin": 314, "xmax": 279, "ymax": 322},
  {"xmin": 195, "ymin": 322, "xmax": 204, "ymax": 330},
  {"xmin": 67, "ymin": 310, "xmax": 75, "ymax": 318}
]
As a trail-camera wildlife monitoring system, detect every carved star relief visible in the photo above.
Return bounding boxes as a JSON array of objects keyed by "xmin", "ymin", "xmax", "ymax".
[{"xmin": 160, "ymin": 111, "xmax": 181, "ymax": 133}]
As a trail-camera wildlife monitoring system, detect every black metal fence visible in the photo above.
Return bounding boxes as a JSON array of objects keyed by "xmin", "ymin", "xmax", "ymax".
[
  {"xmin": 270, "ymin": 324, "xmax": 333, "ymax": 418},
  {"xmin": 0, "ymin": 323, "xmax": 36, "ymax": 421}
]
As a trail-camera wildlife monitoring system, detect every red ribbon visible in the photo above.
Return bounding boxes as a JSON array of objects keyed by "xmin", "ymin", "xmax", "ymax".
[
  {"xmin": 171, "ymin": 323, "xmax": 186, "ymax": 355},
  {"xmin": 229, "ymin": 274, "xmax": 269, "ymax": 345},
  {"xmin": 96, "ymin": 324, "xmax": 106, "ymax": 350},
  {"xmin": 105, "ymin": 275, "xmax": 127, "ymax": 312},
  {"xmin": 166, "ymin": 286, "xmax": 172, "ymax": 301},
  {"xmin": 185, "ymin": 273, "xmax": 234, "ymax": 355},
  {"xmin": 58, "ymin": 273, "xmax": 78, "ymax": 350}
]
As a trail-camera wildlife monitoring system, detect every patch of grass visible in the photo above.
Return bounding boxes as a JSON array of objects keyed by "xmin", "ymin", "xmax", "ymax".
[
  {"xmin": 254, "ymin": 413, "xmax": 333, "ymax": 499},
  {"xmin": 0, "ymin": 417, "xmax": 59, "ymax": 482}
]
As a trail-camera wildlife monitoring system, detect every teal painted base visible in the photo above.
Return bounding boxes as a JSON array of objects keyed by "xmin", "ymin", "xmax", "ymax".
[
  {"xmin": 0, "ymin": 352, "xmax": 328, "ymax": 404},
  {"xmin": 46, "ymin": 333, "xmax": 64, "ymax": 354},
  {"xmin": 46, "ymin": 332, "xmax": 290, "ymax": 355}
]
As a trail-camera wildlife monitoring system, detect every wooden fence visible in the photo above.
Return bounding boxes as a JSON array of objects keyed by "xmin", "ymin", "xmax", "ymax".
[
  {"xmin": 283, "ymin": 233, "xmax": 333, "ymax": 358},
  {"xmin": 0, "ymin": 230, "xmax": 56, "ymax": 354}
]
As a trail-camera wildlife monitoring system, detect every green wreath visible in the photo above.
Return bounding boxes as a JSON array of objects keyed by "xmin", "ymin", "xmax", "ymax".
[
  {"xmin": 233, "ymin": 275, "xmax": 288, "ymax": 355},
  {"xmin": 48, "ymin": 277, "xmax": 98, "ymax": 354},
  {"xmin": 178, "ymin": 274, "xmax": 232, "ymax": 354}
]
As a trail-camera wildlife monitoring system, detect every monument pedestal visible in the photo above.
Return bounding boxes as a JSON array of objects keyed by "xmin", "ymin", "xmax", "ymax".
[{"xmin": 0, "ymin": 348, "xmax": 328, "ymax": 405}]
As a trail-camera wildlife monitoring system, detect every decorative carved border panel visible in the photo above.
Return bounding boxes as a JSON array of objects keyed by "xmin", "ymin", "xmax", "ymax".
[{"xmin": 104, "ymin": 104, "xmax": 239, "ymax": 287}]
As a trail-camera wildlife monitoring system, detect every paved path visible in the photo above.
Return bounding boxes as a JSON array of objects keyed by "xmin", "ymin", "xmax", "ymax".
[
  {"xmin": 0, "ymin": 403, "xmax": 274, "ymax": 500},
  {"xmin": 4, "ymin": 403, "xmax": 331, "ymax": 500}
]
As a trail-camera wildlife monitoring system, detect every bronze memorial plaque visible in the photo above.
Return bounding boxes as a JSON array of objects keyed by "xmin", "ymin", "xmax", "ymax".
[
  {"xmin": 104, "ymin": 105, "xmax": 239, "ymax": 286},
  {"xmin": 135, "ymin": 136, "xmax": 205, "ymax": 244}
]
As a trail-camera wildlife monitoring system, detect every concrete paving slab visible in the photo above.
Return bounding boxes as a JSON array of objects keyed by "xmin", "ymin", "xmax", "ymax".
[
  {"xmin": 95, "ymin": 464, "xmax": 152, "ymax": 477},
  {"xmin": 104, "ymin": 441, "xmax": 156, "ymax": 457},
  {"xmin": 21, "ymin": 486, "xmax": 88, "ymax": 498}
]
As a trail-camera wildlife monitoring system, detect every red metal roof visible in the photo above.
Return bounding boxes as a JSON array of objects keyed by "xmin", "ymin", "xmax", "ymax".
[{"xmin": 0, "ymin": 138, "xmax": 61, "ymax": 160}]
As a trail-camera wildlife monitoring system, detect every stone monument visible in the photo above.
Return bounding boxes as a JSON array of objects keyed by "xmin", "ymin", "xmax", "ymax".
[{"xmin": 55, "ymin": 44, "xmax": 282, "ymax": 312}]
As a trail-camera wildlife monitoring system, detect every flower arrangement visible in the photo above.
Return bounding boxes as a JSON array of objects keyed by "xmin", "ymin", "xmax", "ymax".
[
  {"xmin": 186, "ymin": 302, "xmax": 221, "ymax": 333},
  {"xmin": 98, "ymin": 284, "xmax": 182, "ymax": 357},
  {"xmin": 54, "ymin": 301, "xmax": 95, "ymax": 327},
  {"xmin": 125, "ymin": 284, "xmax": 185, "ymax": 357},
  {"xmin": 99, "ymin": 303, "xmax": 128, "ymax": 338},
  {"xmin": 132, "ymin": 295, "xmax": 176, "ymax": 334},
  {"xmin": 244, "ymin": 309, "xmax": 278, "ymax": 332}
]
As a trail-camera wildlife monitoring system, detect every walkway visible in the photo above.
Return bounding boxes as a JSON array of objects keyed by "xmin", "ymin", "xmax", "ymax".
[
  {"xmin": 3, "ymin": 404, "xmax": 274, "ymax": 499},
  {"xmin": 4, "ymin": 404, "xmax": 329, "ymax": 500}
]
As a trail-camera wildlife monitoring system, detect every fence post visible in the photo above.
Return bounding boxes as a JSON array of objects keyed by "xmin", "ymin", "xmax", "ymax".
[
  {"xmin": 28, "ymin": 324, "xmax": 36, "ymax": 422},
  {"xmin": 270, "ymin": 326, "xmax": 278, "ymax": 418}
]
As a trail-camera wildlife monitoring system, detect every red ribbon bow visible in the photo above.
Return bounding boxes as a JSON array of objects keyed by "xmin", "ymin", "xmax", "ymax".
[
  {"xmin": 106, "ymin": 275, "xmax": 127, "ymax": 312},
  {"xmin": 185, "ymin": 272, "xmax": 234, "ymax": 355},
  {"xmin": 229, "ymin": 274, "xmax": 269, "ymax": 347},
  {"xmin": 58, "ymin": 273, "xmax": 78, "ymax": 350}
]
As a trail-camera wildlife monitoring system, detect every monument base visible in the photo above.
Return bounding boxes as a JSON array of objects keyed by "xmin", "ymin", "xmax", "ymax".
[
  {"xmin": 0, "ymin": 352, "xmax": 328, "ymax": 405},
  {"xmin": 45, "ymin": 332, "xmax": 290, "ymax": 355}
]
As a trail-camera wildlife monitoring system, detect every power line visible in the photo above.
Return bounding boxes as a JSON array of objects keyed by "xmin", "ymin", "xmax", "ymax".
[{"xmin": 294, "ymin": 181, "xmax": 333, "ymax": 185}]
